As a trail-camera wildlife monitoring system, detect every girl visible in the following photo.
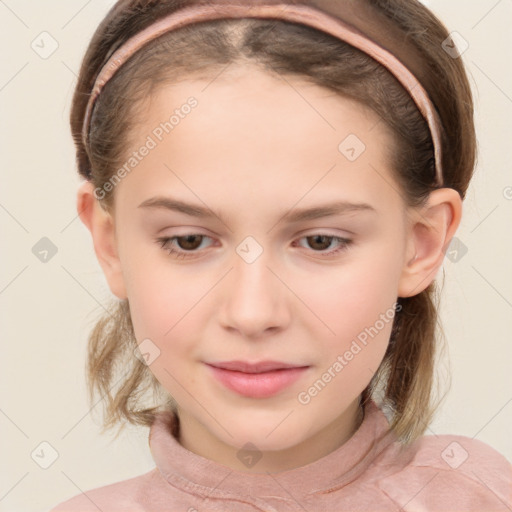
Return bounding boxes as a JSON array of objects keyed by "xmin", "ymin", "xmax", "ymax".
[{"xmin": 51, "ymin": 0, "xmax": 512, "ymax": 510}]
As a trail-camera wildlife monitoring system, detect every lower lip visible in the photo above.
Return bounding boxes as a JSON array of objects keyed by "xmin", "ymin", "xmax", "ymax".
[{"xmin": 206, "ymin": 364, "xmax": 309, "ymax": 398}]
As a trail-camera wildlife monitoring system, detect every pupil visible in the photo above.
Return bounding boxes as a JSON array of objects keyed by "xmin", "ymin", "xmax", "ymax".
[
  {"xmin": 180, "ymin": 235, "xmax": 201, "ymax": 250},
  {"xmin": 310, "ymin": 235, "xmax": 330, "ymax": 250}
]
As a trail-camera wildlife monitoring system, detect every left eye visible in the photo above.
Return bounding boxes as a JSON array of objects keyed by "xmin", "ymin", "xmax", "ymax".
[
  {"xmin": 294, "ymin": 234, "xmax": 352, "ymax": 255},
  {"xmin": 155, "ymin": 233, "xmax": 352, "ymax": 259}
]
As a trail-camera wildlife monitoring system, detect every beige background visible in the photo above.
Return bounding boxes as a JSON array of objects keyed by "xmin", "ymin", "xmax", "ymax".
[{"xmin": 1, "ymin": 1, "xmax": 511, "ymax": 510}]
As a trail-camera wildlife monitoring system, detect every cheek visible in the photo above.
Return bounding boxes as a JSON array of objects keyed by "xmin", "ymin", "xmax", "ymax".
[
  {"xmin": 120, "ymin": 232, "xmax": 202, "ymax": 334},
  {"xmin": 128, "ymin": 274, "xmax": 204, "ymax": 344},
  {"xmin": 125, "ymin": 258, "xmax": 219, "ymax": 384},
  {"xmin": 126, "ymin": 271, "xmax": 203, "ymax": 397},
  {"xmin": 302, "ymin": 277, "xmax": 396, "ymax": 402},
  {"xmin": 296, "ymin": 252, "xmax": 400, "ymax": 381},
  {"xmin": 300, "ymin": 253, "xmax": 400, "ymax": 330}
]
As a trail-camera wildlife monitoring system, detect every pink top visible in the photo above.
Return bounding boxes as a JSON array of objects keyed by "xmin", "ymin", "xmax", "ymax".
[{"xmin": 49, "ymin": 400, "xmax": 512, "ymax": 511}]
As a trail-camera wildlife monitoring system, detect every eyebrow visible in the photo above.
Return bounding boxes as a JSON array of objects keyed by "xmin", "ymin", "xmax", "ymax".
[{"xmin": 137, "ymin": 196, "xmax": 376, "ymax": 224}]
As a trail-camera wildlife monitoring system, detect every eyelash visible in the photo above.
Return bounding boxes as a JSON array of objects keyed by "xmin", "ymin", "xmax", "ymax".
[{"xmin": 155, "ymin": 233, "xmax": 353, "ymax": 260}]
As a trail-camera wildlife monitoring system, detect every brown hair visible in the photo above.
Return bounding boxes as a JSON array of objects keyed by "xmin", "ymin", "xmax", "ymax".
[{"xmin": 70, "ymin": 0, "xmax": 476, "ymax": 443}]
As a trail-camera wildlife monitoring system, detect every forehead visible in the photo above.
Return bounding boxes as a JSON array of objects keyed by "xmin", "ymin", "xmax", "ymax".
[
  {"xmin": 115, "ymin": 65, "xmax": 401, "ymax": 216},
  {"xmin": 134, "ymin": 63, "xmax": 389, "ymax": 150}
]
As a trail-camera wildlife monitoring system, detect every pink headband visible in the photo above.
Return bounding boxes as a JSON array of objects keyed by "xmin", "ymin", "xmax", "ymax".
[{"xmin": 82, "ymin": 2, "xmax": 444, "ymax": 186}]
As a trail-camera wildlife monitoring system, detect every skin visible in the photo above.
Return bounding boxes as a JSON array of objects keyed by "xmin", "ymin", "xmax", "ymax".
[{"xmin": 77, "ymin": 64, "xmax": 462, "ymax": 473}]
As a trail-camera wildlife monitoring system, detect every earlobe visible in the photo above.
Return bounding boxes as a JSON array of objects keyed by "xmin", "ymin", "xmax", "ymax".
[
  {"xmin": 398, "ymin": 188, "xmax": 462, "ymax": 298},
  {"xmin": 76, "ymin": 181, "xmax": 127, "ymax": 300}
]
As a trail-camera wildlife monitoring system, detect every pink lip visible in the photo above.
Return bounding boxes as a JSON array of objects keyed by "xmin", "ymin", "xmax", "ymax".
[{"xmin": 205, "ymin": 360, "xmax": 310, "ymax": 398}]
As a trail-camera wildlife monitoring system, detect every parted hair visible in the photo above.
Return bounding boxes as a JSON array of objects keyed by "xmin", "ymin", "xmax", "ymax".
[{"xmin": 70, "ymin": 0, "xmax": 476, "ymax": 443}]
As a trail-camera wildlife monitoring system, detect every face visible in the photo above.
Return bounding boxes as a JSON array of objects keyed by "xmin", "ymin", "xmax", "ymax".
[{"xmin": 95, "ymin": 64, "xmax": 417, "ymax": 471}]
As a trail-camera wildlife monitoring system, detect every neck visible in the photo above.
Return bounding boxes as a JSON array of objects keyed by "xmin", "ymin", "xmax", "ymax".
[{"xmin": 176, "ymin": 398, "xmax": 365, "ymax": 474}]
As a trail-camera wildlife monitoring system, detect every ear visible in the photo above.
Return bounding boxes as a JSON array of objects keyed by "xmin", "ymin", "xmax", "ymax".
[
  {"xmin": 77, "ymin": 181, "xmax": 127, "ymax": 300},
  {"xmin": 398, "ymin": 188, "xmax": 462, "ymax": 297}
]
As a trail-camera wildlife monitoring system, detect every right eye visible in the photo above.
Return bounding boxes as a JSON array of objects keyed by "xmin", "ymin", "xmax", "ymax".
[{"xmin": 155, "ymin": 234, "xmax": 213, "ymax": 259}]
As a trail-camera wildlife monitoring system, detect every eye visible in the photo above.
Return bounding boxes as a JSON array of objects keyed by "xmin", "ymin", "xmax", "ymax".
[
  {"xmin": 155, "ymin": 234, "xmax": 213, "ymax": 259},
  {"xmin": 294, "ymin": 234, "xmax": 352, "ymax": 258},
  {"xmin": 155, "ymin": 233, "xmax": 353, "ymax": 260}
]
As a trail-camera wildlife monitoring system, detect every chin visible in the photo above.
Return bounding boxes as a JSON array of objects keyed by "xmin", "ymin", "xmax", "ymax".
[{"xmin": 221, "ymin": 415, "xmax": 308, "ymax": 452}]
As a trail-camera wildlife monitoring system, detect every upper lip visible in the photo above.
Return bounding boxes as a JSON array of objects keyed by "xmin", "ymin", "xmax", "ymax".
[{"xmin": 206, "ymin": 360, "xmax": 309, "ymax": 373}]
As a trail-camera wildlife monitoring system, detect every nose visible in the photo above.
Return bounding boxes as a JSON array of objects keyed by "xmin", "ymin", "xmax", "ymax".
[{"xmin": 218, "ymin": 248, "xmax": 291, "ymax": 339}]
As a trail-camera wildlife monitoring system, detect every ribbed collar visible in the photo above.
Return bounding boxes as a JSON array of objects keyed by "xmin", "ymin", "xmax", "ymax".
[{"xmin": 148, "ymin": 400, "xmax": 395, "ymax": 505}]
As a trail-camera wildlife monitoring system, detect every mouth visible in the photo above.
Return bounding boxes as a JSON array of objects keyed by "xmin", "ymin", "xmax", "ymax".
[{"xmin": 204, "ymin": 360, "xmax": 310, "ymax": 398}]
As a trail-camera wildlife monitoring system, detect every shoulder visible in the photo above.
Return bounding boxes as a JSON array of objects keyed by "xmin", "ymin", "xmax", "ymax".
[
  {"xmin": 376, "ymin": 433, "xmax": 512, "ymax": 511},
  {"xmin": 48, "ymin": 468, "xmax": 158, "ymax": 512}
]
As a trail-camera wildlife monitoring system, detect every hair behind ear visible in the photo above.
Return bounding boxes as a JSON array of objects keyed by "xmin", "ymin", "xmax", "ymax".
[{"xmin": 376, "ymin": 283, "xmax": 440, "ymax": 442}]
